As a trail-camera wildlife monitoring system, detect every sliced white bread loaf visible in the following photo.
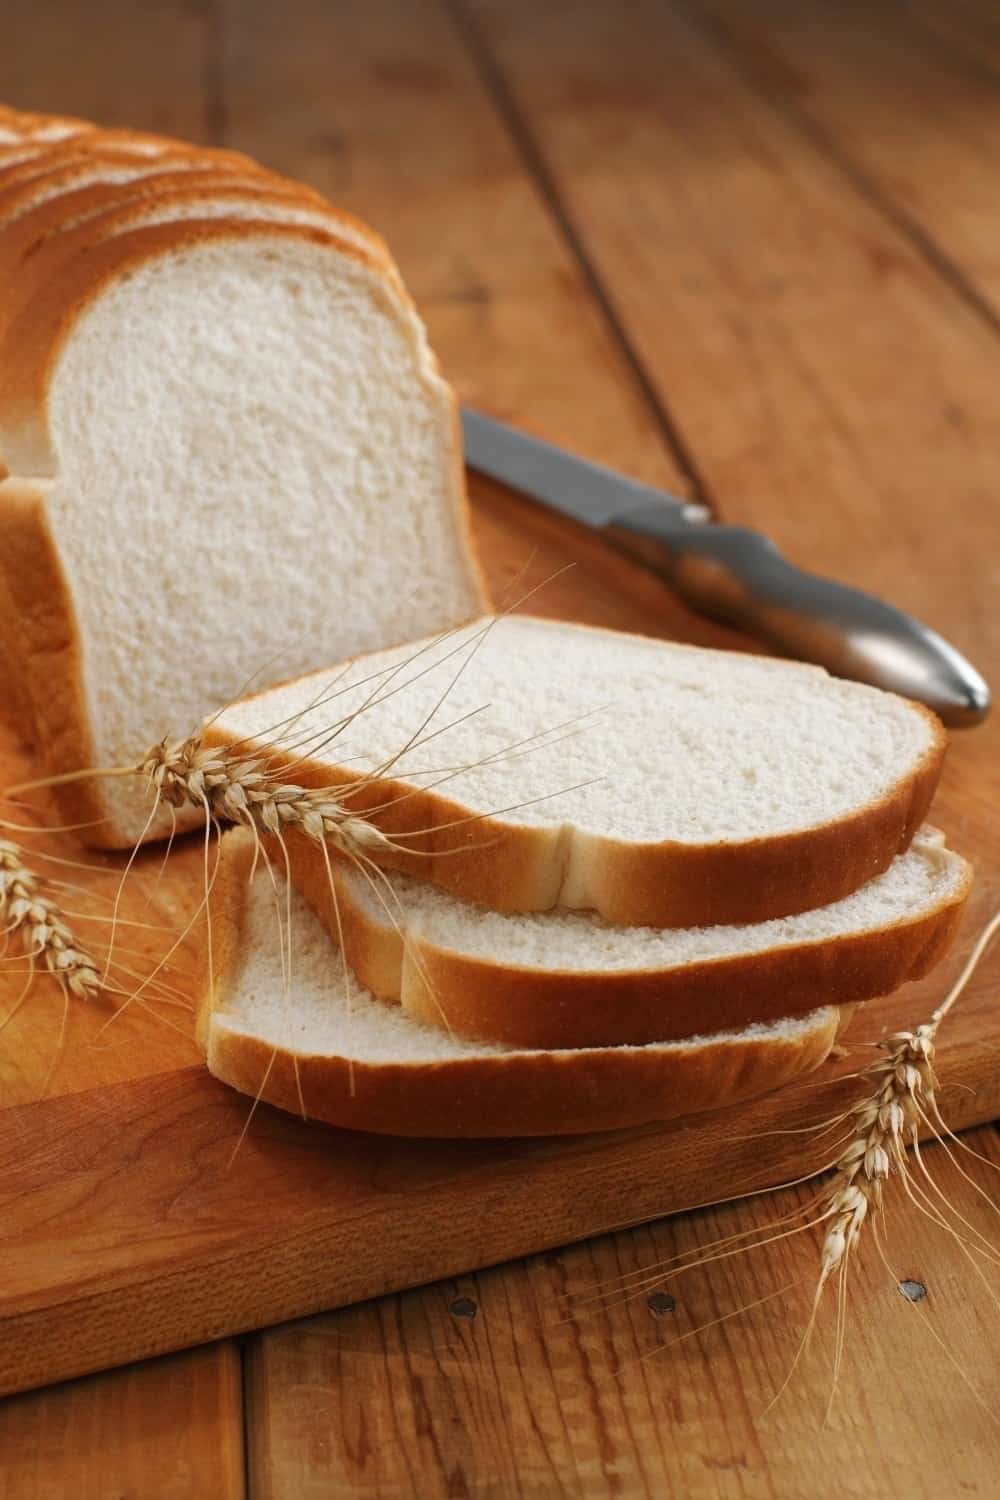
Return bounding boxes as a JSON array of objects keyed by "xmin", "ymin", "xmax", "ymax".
[
  {"xmin": 199, "ymin": 833, "xmax": 851, "ymax": 1137},
  {"xmin": 287, "ymin": 826, "xmax": 968, "ymax": 1048},
  {"xmin": 211, "ymin": 616, "xmax": 945, "ymax": 928},
  {"xmin": 0, "ymin": 216, "xmax": 485, "ymax": 844}
]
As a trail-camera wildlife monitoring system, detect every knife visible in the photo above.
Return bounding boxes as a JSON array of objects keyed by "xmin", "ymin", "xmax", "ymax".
[{"xmin": 461, "ymin": 408, "xmax": 990, "ymax": 728}]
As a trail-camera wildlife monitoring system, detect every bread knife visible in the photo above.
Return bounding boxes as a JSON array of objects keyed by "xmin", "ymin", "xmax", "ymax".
[{"xmin": 461, "ymin": 408, "xmax": 990, "ymax": 728}]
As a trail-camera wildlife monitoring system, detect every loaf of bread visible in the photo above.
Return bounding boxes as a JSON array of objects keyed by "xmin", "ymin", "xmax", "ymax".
[{"xmin": 0, "ymin": 110, "xmax": 485, "ymax": 847}]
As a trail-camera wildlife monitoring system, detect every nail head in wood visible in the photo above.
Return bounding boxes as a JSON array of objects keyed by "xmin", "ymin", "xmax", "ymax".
[{"xmin": 646, "ymin": 1291, "xmax": 676, "ymax": 1317}]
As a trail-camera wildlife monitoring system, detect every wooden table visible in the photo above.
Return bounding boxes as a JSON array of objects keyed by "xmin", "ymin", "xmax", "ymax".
[{"xmin": 1, "ymin": 1, "xmax": 999, "ymax": 1494}]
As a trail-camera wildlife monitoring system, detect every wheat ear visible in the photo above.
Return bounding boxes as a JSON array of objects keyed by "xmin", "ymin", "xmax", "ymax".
[
  {"xmin": 140, "ymin": 734, "xmax": 392, "ymax": 860},
  {"xmin": 815, "ymin": 910, "xmax": 1000, "ymax": 1301},
  {"xmin": 0, "ymin": 837, "xmax": 101, "ymax": 1002}
]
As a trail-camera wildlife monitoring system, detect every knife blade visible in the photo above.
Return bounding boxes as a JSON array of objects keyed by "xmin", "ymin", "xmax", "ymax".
[{"xmin": 461, "ymin": 408, "xmax": 990, "ymax": 728}]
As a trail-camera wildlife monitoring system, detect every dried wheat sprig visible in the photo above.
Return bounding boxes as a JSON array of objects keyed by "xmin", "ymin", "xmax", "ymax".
[
  {"xmin": 815, "ymin": 910, "xmax": 1000, "ymax": 1299},
  {"xmin": 140, "ymin": 733, "xmax": 393, "ymax": 860},
  {"xmin": 814, "ymin": 1027, "xmax": 932, "ymax": 1294},
  {"xmin": 0, "ymin": 838, "xmax": 101, "ymax": 1001}
]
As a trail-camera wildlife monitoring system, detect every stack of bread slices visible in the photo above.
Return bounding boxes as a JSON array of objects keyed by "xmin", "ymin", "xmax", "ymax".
[{"xmin": 0, "ymin": 109, "xmax": 972, "ymax": 1138}]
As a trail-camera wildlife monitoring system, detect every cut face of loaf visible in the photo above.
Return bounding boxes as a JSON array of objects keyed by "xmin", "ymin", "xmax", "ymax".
[
  {"xmin": 211, "ymin": 615, "xmax": 946, "ymax": 928},
  {"xmin": 199, "ymin": 833, "xmax": 849, "ymax": 1138},
  {"xmin": 0, "ymin": 219, "xmax": 485, "ymax": 845},
  {"xmin": 287, "ymin": 826, "xmax": 970, "ymax": 1048}
]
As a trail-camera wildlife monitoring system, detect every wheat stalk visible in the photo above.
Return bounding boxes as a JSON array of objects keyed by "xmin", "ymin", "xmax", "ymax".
[
  {"xmin": 815, "ymin": 912, "xmax": 1000, "ymax": 1299},
  {"xmin": 140, "ymin": 733, "xmax": 392, "ymax": 858},
  {"xmin": 0, "ymin": 837, "xmax": 101, "ymax": 1000},
  {"xmin": 814, "ymin": 1028, "xmax": 930, "ymax": 1289}
]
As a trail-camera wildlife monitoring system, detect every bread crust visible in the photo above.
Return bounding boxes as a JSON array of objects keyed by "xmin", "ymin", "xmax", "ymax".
[
  {"xmin": 0, "ymin": 476, "xmax": 102, "ymax": 808},
  {"xmin": 207, "ymin": 619, "xmax": 947, "ymax": 928},
  {"xmin": 204, "ymin": 1013, "xmax": 842, "ymax": 1137},
  {"xmin": 199, "ymin": 834, "xmax": 846, "ymax": 1137},
  {"xmin": 284, "ymin": 832, "xmax": 970, "ymax": 1047},
  {"xmin": 0, "ymin": 217, "xmax": 486, "ymax": 838}
]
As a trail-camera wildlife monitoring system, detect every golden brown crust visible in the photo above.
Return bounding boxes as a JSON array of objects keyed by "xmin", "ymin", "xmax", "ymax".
[
  {"xmin": 0, "ymin": 476, "xmax": 110, "ymax": 834},
  {"xmin": 207, "ymin": 626, "xmax": 947, "ymax": 928},
  {"xmin": 199, "ymin": 835, "xmax": 844, "ymax": 1138},
  {"xmin": 205, "ymin": 1013, "xmax": 841, "ymax": 1138},
  {"xmin": 284, "ymin": 833, "xmax": 970, "ymax": 1047},
  {"xmin": 0, "ymin": 134, "xmax": 264, "ymax": 189}
]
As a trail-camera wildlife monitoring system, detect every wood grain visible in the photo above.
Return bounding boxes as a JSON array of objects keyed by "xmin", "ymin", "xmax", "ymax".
[
  {"xmin": 0, "ymin": 0, "xmax": 212, "ymax": 140},
  {"xmin": 0, "ymin": 1344, "xmax": 244, "ymax": 1500},
  {"xmin": 245, "ymin": 1129, "xmax": 1000, "ymax": 1499},
  {"xmin": 464, "ymin": 0, "xmax": 1000, "ymax": 656},
  {"xmin": 689, "ymin": 0, "xmax": 1000, "ymax": 324}
]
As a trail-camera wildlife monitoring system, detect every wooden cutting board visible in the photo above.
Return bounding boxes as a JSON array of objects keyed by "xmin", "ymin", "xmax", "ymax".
[{"xmin": 0, "ymin": 476, "xmax": 997, "ymax": 1398}]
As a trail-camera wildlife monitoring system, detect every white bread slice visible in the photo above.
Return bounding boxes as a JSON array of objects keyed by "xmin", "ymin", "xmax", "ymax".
[
  {"xmin": 287, "ymin": 825, "xmax": 969, "ymax": 1048},
  {"xmin": 211, "ymin": 615, "xmax": 945, "ymax": 928},
  {"xmin": 0, "ymin": 219, "xmax": 485, "ymax": 845},
  {"xmin": 198, "ymin": 833, "xmax": 850, "ymax": 1137}
]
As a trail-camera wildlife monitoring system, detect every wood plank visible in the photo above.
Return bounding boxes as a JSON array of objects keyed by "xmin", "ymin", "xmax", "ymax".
[
  {"xmin": 245, "ymin": 1128, "xmax": 1000, "ymax": 1499},
  {"xmin": 2, "ymin": 948, "xmax": 998, "ymax": 1399},
  {"xmin": 687, "ymin": 0, "xmax": 1000, "ymax": 322},
  {"xmin": 906, "ymin": 0, "xmax": 1000, "ymax": 72},
  {"xmin": 0, "ymin": 1342, "xmax": 245, "ymax": 1500},
  {"xmin": 463, "ymin": 0, "xmax": 1000, "ymax": 653},
  {"xmin": 0, "ymin": 0, "xmax": 212, "ymax": 140}
]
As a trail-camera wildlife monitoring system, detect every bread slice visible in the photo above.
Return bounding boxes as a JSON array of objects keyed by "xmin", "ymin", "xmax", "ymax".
[
  {"xmin": 0, "ymin": 218, "xmax": 485, "ymax": 845},
  {"xmin": 286, "ymin": 825, "xmax": 968, "ymax": 1048},
  {"xmin": 198, "ymin": 833, "xmax": 851, "ymax": 1137},
  {"xmin": 211, "ymin": 615, "xmax": 945, "ymax": 928}
]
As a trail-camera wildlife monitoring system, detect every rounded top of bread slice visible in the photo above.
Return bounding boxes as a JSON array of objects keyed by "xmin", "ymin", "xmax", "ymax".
[
  {"xmin": 200, "ymin": 836, "xmax": 846, "ymax": 1137},
  {"xmin": 210, "ymin": 614, "xmax": 945, "ymax": 927}
]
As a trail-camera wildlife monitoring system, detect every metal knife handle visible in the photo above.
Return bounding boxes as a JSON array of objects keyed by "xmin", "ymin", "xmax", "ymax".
[{"xmin": 611, "ymin": 506, "xmax": 991, "ymax": 727}]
